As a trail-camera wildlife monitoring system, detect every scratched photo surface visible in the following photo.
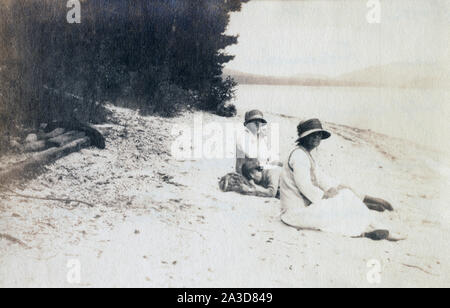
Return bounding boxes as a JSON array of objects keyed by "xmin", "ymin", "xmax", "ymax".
[{"xmin": 0, "ymin": 0, "xmax": 449, "ymax": 288}]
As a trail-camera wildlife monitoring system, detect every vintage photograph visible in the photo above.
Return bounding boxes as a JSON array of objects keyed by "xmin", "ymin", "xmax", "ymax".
[{"xmin": 0, "ymin": 0, "xmax": 449, "ymax": 289}]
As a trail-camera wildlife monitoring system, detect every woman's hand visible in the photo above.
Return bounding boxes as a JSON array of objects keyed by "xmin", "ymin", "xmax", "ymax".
[
  {"xmin": 323, "ymin": 188, "xmax": 339, "ymax": 200},
  {"xmin": 269, "ymin": 161, "xmax": 283, "ymax": 167}
]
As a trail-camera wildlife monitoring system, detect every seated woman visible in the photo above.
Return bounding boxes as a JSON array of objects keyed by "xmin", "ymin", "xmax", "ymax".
[
  {"xmin": 235, "ymin": 110, "xmax": 282, "ymax": 174},
  {"xmin": 219, "ymin": 110, "xmax": 282, "ymax": 196},
  {"xmin": 279, "ymin": 119, "xmax": 403, "ymax": 241},
  {"xmin": 241, "ymin": 159, "xmax": 281, "ymax": 198}
]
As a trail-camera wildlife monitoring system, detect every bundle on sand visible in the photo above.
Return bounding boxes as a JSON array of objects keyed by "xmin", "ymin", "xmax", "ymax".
[{"xmin": 219, "ymin": 172, "xmax": 253, "ymax": 194}]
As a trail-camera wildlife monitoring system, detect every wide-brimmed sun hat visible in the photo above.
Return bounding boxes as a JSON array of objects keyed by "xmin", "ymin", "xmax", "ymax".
[
  {"xmin": 244, "ymin": 110, "xmax": 267, "ymax": 126},
  {"xmin": 297, "ymin": 118, "xmax": 331, "ymax": 141}
]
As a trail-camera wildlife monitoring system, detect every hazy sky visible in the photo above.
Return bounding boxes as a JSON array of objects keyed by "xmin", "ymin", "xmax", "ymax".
[{"xmin": 225, "ymin": 0, "xmax": 450, "ymax": 77}]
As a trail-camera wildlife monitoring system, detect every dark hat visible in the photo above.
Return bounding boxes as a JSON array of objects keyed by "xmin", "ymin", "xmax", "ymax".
[
  {"xmin": 297, "ymin": 119, "xmax": 331, "ymax": 141},
  {"xmin": 244, "ymin": 110, "xmax": 267, "ymax": 126}
]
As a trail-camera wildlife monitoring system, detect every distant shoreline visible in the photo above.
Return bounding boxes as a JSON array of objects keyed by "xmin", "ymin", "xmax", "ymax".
[
  {"xmin": 223, "ymin": 63, "xmax": 450, "ymax": 90},
  {"xmin": 225, "ymin": 75, "xmax": 448, "ymax": 90},
  {"xmin": 228, "ymin": 79, "xmax": 448, "ymax": 91}
]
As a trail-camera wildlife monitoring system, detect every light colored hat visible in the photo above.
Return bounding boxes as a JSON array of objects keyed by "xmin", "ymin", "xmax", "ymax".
[
  {"xmin": 244, "ymin": 110, "xmax": 267, "ymax": 126},
  {"xmin": 297, "ymin": 118, "xmax": 331, "ymax": 141}
]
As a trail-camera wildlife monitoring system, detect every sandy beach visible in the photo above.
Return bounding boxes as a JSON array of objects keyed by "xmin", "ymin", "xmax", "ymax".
[{"xmin": 1, "ymin": 105, "xmax": 449, "ymax": 288}]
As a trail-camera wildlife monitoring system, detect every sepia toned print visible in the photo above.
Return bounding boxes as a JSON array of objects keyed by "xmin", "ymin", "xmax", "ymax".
[{"xmin": 0, "ymin": 0, "xmax": 449, "ymax": 288}]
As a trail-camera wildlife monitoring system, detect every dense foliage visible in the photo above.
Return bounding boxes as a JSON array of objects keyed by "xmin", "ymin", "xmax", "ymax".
[{"xmin": 0, "ymin": 0, "xmax": 247, "ymax": 150}]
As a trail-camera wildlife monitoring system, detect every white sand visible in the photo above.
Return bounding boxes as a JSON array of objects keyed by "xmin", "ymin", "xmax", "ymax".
[{"xmin": 0, "ymin": 105, "xmax": 449, "ymax": 287}]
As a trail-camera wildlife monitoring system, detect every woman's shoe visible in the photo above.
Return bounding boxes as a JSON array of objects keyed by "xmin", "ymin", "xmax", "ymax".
[
  {"xmin": 364, "ymin": 202, "xmax": 386, "ymax": 212},
  {"xmin": 363, "ymin": 230, "xmax": 390, "ymax": 241},
  {"xmin": 364, "ymin": 196, "xmax": 394, "ymax": 212}
]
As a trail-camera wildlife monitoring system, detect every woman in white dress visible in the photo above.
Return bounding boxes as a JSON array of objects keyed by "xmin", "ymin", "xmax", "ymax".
[{"xmin": 280, "ymin": 119, "xmax": 403, "ymax": 241}]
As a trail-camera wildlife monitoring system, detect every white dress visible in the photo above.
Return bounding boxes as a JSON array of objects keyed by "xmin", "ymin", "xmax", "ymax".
[{"xmin": 280, "ymin": 147, "xmax": 381, "ymax": 237}]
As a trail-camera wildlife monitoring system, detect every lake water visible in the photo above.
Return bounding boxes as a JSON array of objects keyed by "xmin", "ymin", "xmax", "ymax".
[{"xmin": 233, "ymin": 84, "xmax": 450, "ymax": 153}]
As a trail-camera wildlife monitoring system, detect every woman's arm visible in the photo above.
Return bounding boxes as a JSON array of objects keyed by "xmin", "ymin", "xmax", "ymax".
[
  {"xmin": 315, "ymin": 167, "xmax": 340, "ymax": 192},
  {"xmin": 241, "ymin": 184, "xmax": 275, "ymax": 198},
  {"xmin": 254, "ymin": 185, "xmax": 278, "ymax": 198},
  {"xmin": 290, "ymin": 151, "xmax": 324, "ymax": 203}
]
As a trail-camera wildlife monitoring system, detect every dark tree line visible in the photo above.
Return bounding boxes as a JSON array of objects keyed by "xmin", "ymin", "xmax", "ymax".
[{"xmin": 0, "ymin": 0, "xmax": 248, "ymax": 151}]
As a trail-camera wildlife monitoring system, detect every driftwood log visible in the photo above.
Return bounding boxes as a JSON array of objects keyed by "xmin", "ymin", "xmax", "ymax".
[
  {"xmin": 38, "ymin": 128, "xmax": 66, "ymax": 139},
  {"xmin": 1, "ymin": 118, "xmax": 105, "ymax": 184},
  {"xmin": 0, "ymin": 137, "xmax": 90, "ymax": 185},
  {"xmin": 48, "ymin": 131, "xmax": 86, "ymax": 147},
  {"xmin": 24, "ymin": 140, "xmax": 48, "ymax": 153},
  {"xmin": 44, "ymin": 121, "xmax": 105, "ymax": 149}
]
